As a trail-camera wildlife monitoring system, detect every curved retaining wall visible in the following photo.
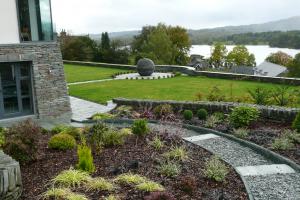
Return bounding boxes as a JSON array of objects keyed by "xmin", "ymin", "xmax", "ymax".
[
  {"xmin": 0, "ymin": 151, "xmax": 22, "ymax": 200},
  {"xmin": 113, "ymin": 98, "xmax": 300, "ymax": 122},
  {"xmin": 63, "ymin": 60, "xmax": 300, "ymax": 85}
]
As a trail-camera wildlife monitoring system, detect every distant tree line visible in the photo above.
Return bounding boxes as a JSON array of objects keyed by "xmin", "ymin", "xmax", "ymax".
[
  {"xmin": 59, "ymin": 23, "xmax": 191, "ymax": 65},
  {"xmin": 192, "ymin": 31, "xmax": 300, "ymax": 49},
  {"xmin": 59, "ymin": 30, "xmax": 130, "ymax": 64}
]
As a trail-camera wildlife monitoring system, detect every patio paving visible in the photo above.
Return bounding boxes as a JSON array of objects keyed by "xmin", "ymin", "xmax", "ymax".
[{"xmin": 70, "ymin": 96, "xmax": 116, "ymax": 121}]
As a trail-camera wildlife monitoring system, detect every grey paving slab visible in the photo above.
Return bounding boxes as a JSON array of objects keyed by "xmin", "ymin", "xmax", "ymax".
[
  {"xmin": 184, "ymin": 134, "xmax": 220, "ymax": 142},
  {"xmin": 70, "ymin": 96, "xmax": 116, "ymax": 121},
  {"xmin": 236, "ymin": 164, "xmax": 295, "ymax": 176}
]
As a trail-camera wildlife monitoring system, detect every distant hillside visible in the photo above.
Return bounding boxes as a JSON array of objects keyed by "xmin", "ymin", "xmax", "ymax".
[
  {"xmin": 88, "ymin": 16, "xmax": 300, "ymax": 46},
  {"xmin": 190, "ymin": 16, "xmax": 300, "ymax": 44}
]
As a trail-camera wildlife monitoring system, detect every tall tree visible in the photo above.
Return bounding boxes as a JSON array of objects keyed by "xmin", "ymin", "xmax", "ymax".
[
  {"xmin": 209, "ymin": 42, "xmax": 228, "ymax": 68},
  {"xmin": 101, "ymin": 32, "xmax": 110, "ymax": 50},
  {"xmin": 227, "ymin": 45, "xmax": 256, "ymax": 66},
  {"xmin": 266, "ymin": 51, "xmax": 293, "ymax": 67},
  {"xmin": 288, "ymin": 53, "xmax": 300, "ymax": 78}
]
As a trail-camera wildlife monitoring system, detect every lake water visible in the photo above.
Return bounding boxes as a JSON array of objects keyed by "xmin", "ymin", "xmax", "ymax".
[{"xmin": 190, "ymin": 45, "xmax": 300, "ymax": 65}]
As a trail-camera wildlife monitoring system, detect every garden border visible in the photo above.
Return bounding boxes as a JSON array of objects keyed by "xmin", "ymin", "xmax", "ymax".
[
  {"xmin": 112, "ymin": 98, "xmax": 300, "ymax": 122},
  {"xmin": 63, "ymin": 60, "xmax": 300, "ymax": 85}
]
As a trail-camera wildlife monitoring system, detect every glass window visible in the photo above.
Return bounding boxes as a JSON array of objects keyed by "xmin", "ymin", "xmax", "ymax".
[{"xmin": 18, "ymin": 0, "xmax": 53, "ymax": 42}]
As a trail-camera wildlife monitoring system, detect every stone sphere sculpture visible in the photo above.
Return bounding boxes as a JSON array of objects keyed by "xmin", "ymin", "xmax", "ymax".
[
  {"xmin": 0, "ymin": 151, "xmax": 22, "ymax": 200},
  {"xmin": 137, "ymin": 58, "xmax": 155, "ymax": 76}
]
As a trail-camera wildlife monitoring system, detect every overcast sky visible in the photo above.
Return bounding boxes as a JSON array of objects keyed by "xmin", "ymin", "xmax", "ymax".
[{"xmin": 51, "ymin": 0, "xmax": 300, "ymax": 34}]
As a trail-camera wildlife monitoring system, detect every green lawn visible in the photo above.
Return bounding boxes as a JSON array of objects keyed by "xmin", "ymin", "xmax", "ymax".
[
  {"xmin": 64, "ymin": 64, "xmax": 129, "ymax": 83},
  {"xmin": 68, "ymin": 76, "xmax": 299, "ymax": 104}
]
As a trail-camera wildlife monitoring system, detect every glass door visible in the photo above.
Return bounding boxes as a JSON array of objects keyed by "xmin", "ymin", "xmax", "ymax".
[{"xmin": 0, "ymin": 63, "xmax": 33, "ymax": 119}]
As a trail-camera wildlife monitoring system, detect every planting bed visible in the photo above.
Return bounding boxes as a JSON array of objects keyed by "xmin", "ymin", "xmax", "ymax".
[
  {"xmin": 111, "ymin": 106, "xmax": 300, "ymax": 166},
  {"xmin": 20, "ymin": 127, "xmax": 248, "ymax": 200}
]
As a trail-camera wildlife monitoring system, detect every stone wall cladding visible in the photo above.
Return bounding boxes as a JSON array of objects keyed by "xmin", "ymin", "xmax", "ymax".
[
  {"xmin": 113, "ymin": 98, "xmax": 300, "ymax": 122},
  {"xmin": 0, "ymin": 42, "xmax": 71, "ymax": 123},
  {"xmin": 63, "ymin": 60, "xmax": 300, "ymax": 85}
]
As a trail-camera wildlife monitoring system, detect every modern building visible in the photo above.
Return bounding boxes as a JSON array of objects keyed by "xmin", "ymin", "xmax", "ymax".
[{"xmin": 0, "ymin": 0, "xmax": 71, "ymax": 124}]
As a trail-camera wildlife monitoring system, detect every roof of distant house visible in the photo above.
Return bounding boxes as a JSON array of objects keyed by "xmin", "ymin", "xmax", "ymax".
[
  {"xmin": 255, "ymin": 61, "xmax": 287, "ymax": 77},
  {"xmin": 229, "ymin": 66, "xmax": 255, "ymax": 75}
]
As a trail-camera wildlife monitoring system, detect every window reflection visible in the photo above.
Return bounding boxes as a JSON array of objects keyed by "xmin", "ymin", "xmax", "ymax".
[{"xmin": 18, "ymin": 0, "xmax": 53, "ymax": 42}]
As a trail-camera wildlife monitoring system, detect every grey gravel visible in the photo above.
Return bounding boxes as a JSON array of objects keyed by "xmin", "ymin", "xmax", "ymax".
[
  {"xmin": 244, "ymin": 173, "xmax": 300, "ymax": 200},
  {"xmin": 193, "ymin": 137, "xmax": 273, "ymax": 167}
]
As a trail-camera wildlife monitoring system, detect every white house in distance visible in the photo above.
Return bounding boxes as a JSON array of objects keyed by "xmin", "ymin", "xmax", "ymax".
[{"xmin": 0, "ymin": 0, "xmax": 71, "ymax": 124}]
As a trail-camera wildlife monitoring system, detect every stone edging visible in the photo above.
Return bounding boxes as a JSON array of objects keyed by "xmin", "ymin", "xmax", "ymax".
[
  {"xmin": 112, "ymin": 98, "xmax": 300, "ymax": 122},
  {"xmin": 63, "ymin": 60, "xmax": 300, "ymax": 85}
]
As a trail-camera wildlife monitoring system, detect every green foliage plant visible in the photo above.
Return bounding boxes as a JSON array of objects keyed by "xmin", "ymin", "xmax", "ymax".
[
  {"xmin": 150, "ymin": 136, "xmax": 165, "ymax": 150},
  {"xmin": 43, "ymin": 188, "xmax": 88, "ymax": 200},
  {"xmin": 48, "ymin": 133, "xmax": 76, "ymax": 150},
  {"xmin": 204, "ymin": 115, "xmax": 220, "ymax": 128},
  {"xmin": 153, "ymin": 104, "xmax": 173, "ymax": 119},
  {"xmin": 92, "ymin": 113, "xmax": 115, "ymax": 120},
  {"xmin": 85, "ymin": 177, "xmax": 115, "ymax": 191},
  {"xmin": 51, "ymin": 169, "xmax": 90, "ymax": 188},
  {"xmin": 76, "ymin": 142, "xmax": 95, "ymax": 173},
  {"xmin": 0, "ymin": 127, "xmax": 6, "ymax": 149},
  {"xmin": 158, "ymin": 161, "xmax": 181, "ymax": 177},
  {"xmin": 247, "ymin": 87, "xmax": 270, "ymax": 105},
  {"xmin": 204, "ymin": 156, "xmax": 228, "ymax": 182},
  {"xmin": 115, "ymin": 173, "xmax": 147, "ymax": 185},
  {"xmin": 197, "ymin": 109, "xmax": 208, "ymax": 120},
  {"xmin": 132, "ymin": 119, "xmax": 150, "ymax": 136},
  {"xmin": 183, "ymin": 110, "xmax": 193, "ymax": 120},
  {"xmin": 164, "ymin": 146, "xmax": 188, "ymax": 161},
  {"xmin": 233, "ymin": 128, "xmax": 249, "ymax": 139},
  {"xmin": 136, "ymin": 181, "xmax": 165, "ymax": 192},
  {"xmin": 229, "ymin": 106, "xmax": 260, "ymax": 128},
  {"xmin": 207, "ymin": 86, "xmax": 226, "ymax": 102}
]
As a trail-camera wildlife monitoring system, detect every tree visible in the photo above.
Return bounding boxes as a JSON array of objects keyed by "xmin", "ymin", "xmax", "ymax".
[
  {"xmin": 101, "ymin": 32, "xmax": 110, "ymax": 50},
  {"xmin": 131, "ymin": 23, "xmax": 191, "ymax": 65},
  {"xmin": 266, "ymin": 51, "xmax": 293, "ymax": 67},
  {"xmin": 227, "ymin": 45, "xmax": 256, "ymax": 66},
  {"xmin": 209, "ymin": 42, "xmax": 228, "ymax": 68},
  {"xmin": 288, "ymin": 53, "xmax": 300, "ymax": 78},
  {"xmin": 140, "ymin": 27, "xmax": 173, "ymax": 64}
]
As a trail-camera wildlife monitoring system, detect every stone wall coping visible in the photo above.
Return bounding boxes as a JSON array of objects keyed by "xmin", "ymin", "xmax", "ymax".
[{"xmin": 113, "ymin": 98, "xmax": 300, "ymax": 122}]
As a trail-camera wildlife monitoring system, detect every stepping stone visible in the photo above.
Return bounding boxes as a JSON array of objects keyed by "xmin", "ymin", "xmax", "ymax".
[
  {"xmin": 236, "ymin": 164, "xmax": 295, "ymax": 176},
  {"xmin": 184, "ymin": 134, "xmax": 220, "ymax": 142}
]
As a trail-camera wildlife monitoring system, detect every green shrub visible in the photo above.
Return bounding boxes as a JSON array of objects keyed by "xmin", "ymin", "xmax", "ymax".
[
  {"xmin": 183, "ymin": 110, "xmax": 193, "ymax": 120},
  {"xmin": 48, "ymin": 133, "xmax": 76, "ymax": 150},
  {"xmin": 91, "ymin": 113, "xmax": 115, "ymax": 120},
  {"xmin": 136, "ymin": 181, "xmax": 164, "ymax": 192},
  {"xmin": 120, "ymin": 128, "xmax": 132, "ymax": 136},
  {"xmin": 292, "ymin": 112, "xmax": 300, "ymax": 132},
  {"xmin": 101, "ymin": 129, "xmax": 126, "ymax": 147},
  {"xmin": 204, "ymin": 156, "xmax": 228, "ymax": 182},
  {"xmin": 76, "ymin": 143, "xmax": 95, "ymax": 173},
  {"xmin": 3, "ymin": 119, "xmax": 41, "ymax": 164},
  {"xmin": 197, "ymin": 109, "xmax": 208, "ymax": 120},
  {"xmin": 105, "ymin": 195, "xmax": 120, "ymax": 200},
  {"xmin": 89, "ymin": 122, "xmax": 109, "ymax": 152},
  {"xmin": 115, "ymin": 105, "xmax": 133, "ymax": 117},
  {"xmin": 0, "ymin": 127, "xmax": 6, "ymax": 149},
  {"xmin": 150, "ymin": 136, "xmax": 164, "ymax": 150},
  {"xmin": 51, "ymin": 125, "xmax": 81, "ymax": 140},
  {"xmin": 158, "ymin": 161, "xmax": 181, "ymax": 177},
  {"xmin": 132, "ymin": 119, "xmax": 149, "ymax": 136},
  {"xmin": 153, "ymin": 104, "xmax": 173, "ymax": 119},
  {"xmin": 229, "ymin": 106, "xmax": 260, "ymax": 128},
  {"xmin": 271, "ymin": 138, "xmax": 294, "ymax": 150},
  {"xmin": 233, "ymin": 128, "xmax": 249, "ymax": 139},
  {"xmin": 164, "ymin": 146, "xmax": 188, "ymax": 161},
  {"xmin": 248, "ymin": 87, "xmax": 270, "ymax": 105},
  {"xmin": 284, "ymin": 130, "xmax": 300, "ymax": 144},
  {"xmin": 204, "ymin": 115, "xmax": 220, "ymax": 128}
]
